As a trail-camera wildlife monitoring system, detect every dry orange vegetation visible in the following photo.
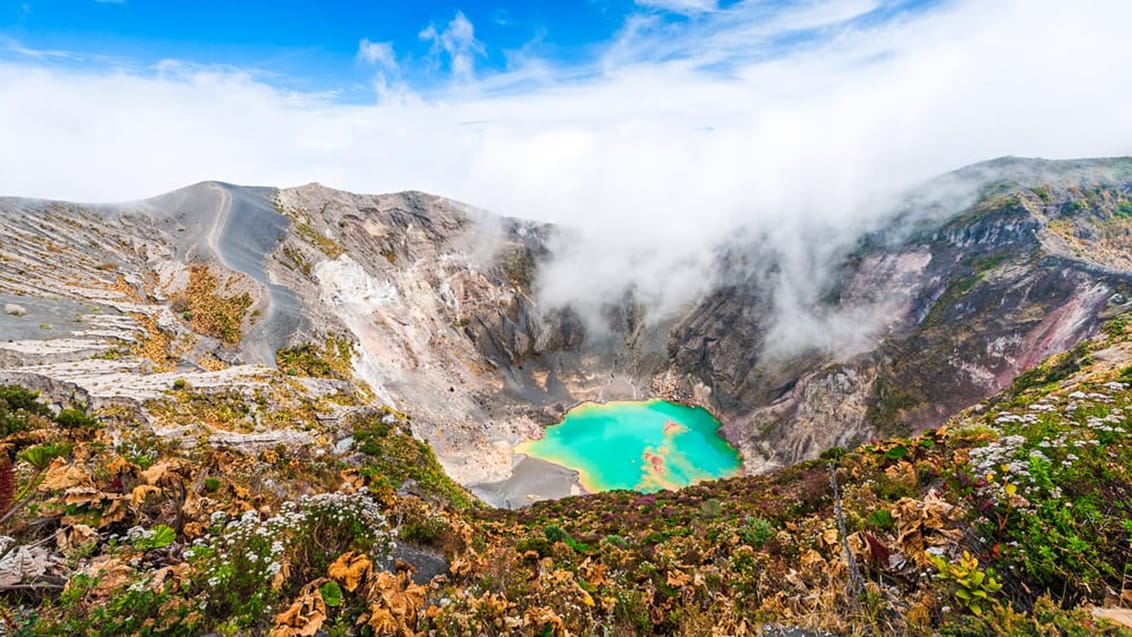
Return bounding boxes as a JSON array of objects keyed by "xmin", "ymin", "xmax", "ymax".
[
  {"xmin": 175, "ymin": 265, "xmax": 252, "ymax": 344},
  {"xmin": 1, "ymin": 323, "xmax": 1132, "ymax": 634}
]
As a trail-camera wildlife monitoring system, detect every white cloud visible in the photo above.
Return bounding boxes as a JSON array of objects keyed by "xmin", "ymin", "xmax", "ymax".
[
  {"xmin": 356, "ymin": 38, "xmax": 397, "ymax": 70},
  {"xmin": 606, "ymin": 0, "xmax": 882, "ymax": 69},
  {"xmin": 419, "ymin": 11, "xmax": 484, "ymax": 80},
  {"xmin": 356, "ymin": 38, "xmax": 403, "ymax": 100},
  {"xmin": 418, "ymin": 11, "xmax": 484, "ymax": 80},
  {"xmin": 635, "ymin": 0, "xmax": 717, "ymax": 15},
  {"xmin": 0, "ymin": 0, "xmax": 1130, "ymax": 336},
  {"xmin": 5, "ymin": 39, "xmax": 81, "ymax": 61}
]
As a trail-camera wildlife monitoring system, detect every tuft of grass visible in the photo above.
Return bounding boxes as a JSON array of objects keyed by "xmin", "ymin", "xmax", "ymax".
[
  {"xmin": 295, "ymin": 222, "xmax": 344, "ymax": 259},
  {"xmin": 276, "ymin": 336, "xmax": 354, "ymax": 380}
]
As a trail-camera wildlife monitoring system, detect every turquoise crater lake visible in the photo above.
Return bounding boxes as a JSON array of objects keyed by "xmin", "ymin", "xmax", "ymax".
[{"xmin": 515, "ymin": 400, "xmax": 742, "ymax": 493}]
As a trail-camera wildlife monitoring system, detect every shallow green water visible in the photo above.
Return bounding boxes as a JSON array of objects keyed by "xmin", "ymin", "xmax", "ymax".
[{"xmin": 515, "ymin": 400, "xmax": 742, "ymax": 493}]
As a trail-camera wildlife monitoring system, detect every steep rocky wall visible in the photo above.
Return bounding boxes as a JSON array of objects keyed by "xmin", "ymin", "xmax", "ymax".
[{"xmin": 684, "ymin": 165, "xmax": 1132, "ymax": 472}]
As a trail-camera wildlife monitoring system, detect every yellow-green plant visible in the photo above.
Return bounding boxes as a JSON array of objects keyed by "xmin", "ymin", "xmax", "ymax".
[{"xmin": 932, "ymin": 550, "xmax": 1003, "ymax": 616}]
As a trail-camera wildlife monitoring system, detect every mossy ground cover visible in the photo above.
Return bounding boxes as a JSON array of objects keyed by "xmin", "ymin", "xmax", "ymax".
[{"xmin": 2, "ymin": 322, "xmax": 1132, "ymax": 634}]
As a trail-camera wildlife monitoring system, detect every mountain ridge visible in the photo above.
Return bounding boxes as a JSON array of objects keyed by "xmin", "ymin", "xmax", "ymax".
[{"xmin": 1, "ymin": 157, "xmax": 1132, "ymax": 503}]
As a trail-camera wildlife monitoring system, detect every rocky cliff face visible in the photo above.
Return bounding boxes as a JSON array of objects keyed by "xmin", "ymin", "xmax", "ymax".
[
  {"xmin": 668, "ymin": 158, "xmax": 1132, "ymax": 472},
  {"xmin": 1, "ymin": 158, "xmax": 1130, "ymax": 505}
]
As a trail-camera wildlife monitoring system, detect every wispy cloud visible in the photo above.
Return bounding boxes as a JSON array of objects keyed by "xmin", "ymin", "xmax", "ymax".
[
  {"xmin": 635, "ymin": 0, "xmax": 718, "ymax": 15},
  {"xmin": 356, "ymin": 39, "xmax": 396, "ymax": 69},
  {"xmin": 604, "ymin": 0, "xmax": 884, "ymax": 70},
  {"xmin": 4, "ymin": 39, "xmax": 82, "ymax": 61},
  {"xmin": 356, "ymin": 38, "xmax": 407, "ymax": 102},
  {"xmin": 3, "ymin": 37, "xmax": 138, "ymax": 68},
  {"xmin": 419, "ymin": 11, "xmax": 485, "ymax": 80}
]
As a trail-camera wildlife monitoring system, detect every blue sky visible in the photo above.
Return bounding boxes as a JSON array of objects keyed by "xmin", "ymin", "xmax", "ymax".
[
  {"xmin": 6, "ymin": 1, "xmax": 632, "ymax": 95},
  {"xmin": 3, "ymin": 0, "xmax": 936, "ymax": 99}
]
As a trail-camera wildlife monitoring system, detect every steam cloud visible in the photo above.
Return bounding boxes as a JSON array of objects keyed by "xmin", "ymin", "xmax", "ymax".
[{"xmin": 1, "ymin": 0, "xmax": 1130, "ymax": 355}]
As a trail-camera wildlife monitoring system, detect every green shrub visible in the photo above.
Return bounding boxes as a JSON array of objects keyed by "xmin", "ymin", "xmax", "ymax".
[
  {"xmin": 1116, "ymin": 200, "xmax": 1132, "ymax": 218},
  {"xmin": 543, "ymin": 524, "xmax": 569, "ymax": 544},
  {"xmin": 352, "ymin": 412, "xmax": 474, "ymax": 510},
  {"xmin": 400, "ymin": 511, "xmax": 449, "ymax": 546},
  {"xmin": 884, "ymin": 445, "xmax": 909, "ymax": 461},
  {"xmin": 55, "ymin": 407, "xmax": 97, "ymax": 429},
  {"xmin": 738, "ymin": 516, "xmax": 775, "ymax": 548},
  {"xmin": 0, "ymin": 384, "xmax": 51, "ymax": 435},
  {"xmin": 867, "ymin": 509, "xmax": 896, "ymax": 531},
  {"xmin": 699, "ymin": 498, "xmax": 723, "ymax": 518},
  {"xmin": 819, "ymin": 446, "xmax": 847, "ymax": 461},
  {"xmin": 602, "ymin": 534, "xmax": 629, "ymax": 549},
  {"xmin": 187, "ymin": 491, "xmax": 391, "ymax": 631},
  {"xmin": 0, "ymin": 385, "xmax": 48, "ymax": 414},
  {"xmin": 129, "ymin": 524, "xmax": 176, "ymax": 550},
  {"xmin": 941, "ymin": 594, "xmax": 1119, "ymax": 636},
  {"xmin": 932, "ymin": 551, "xmax": 1003, "ymax": 617},
  {"xmin": 40, "ymin": 571, "xmax": 199, "ymax": 637},
  {"xmin": 320, "ymin": 580, "xmax": 344, "ymax": 608}
]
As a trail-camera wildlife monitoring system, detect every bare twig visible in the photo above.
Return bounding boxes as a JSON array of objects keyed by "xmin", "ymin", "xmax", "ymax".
[
  {"xmin": 0, "ymin": 493, "xmax": 37, "ymax": 529},
  {"xmin": 0, "ymin": 582, "xmax": 65, "ymax": 591},
  {"xmin": 829, "ymin": 463, "xmax": 865, "ymax": 603},
  {"xmin": 172, "ymin": 477, "xmax": 187, "ymax": 535}
]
